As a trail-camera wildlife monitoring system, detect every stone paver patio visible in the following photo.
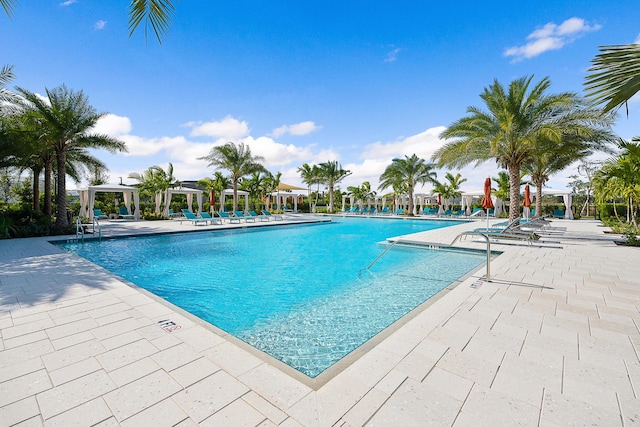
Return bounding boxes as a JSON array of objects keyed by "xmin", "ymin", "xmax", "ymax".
[{"xmin": 1, "ymin": 215, "xmax": 638, "ymax": 426}]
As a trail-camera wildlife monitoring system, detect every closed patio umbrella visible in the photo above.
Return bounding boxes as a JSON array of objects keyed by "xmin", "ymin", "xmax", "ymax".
[
  {"xmin": 523, "ymin": 184, "xmax": 532, "ymax": 219},
  {"xmin": 209, "ymin": 189, "xmax": 215, "ymax": 214},
  {"xmin": 482, "ymin": 177, "xmax": 494, "ymax": 229}
]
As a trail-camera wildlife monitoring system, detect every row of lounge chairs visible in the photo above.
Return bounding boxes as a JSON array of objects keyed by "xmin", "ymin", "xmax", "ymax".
[
  {"xmin": 466, "ymin": 216, "xmax": 563, "ymax": 245},
  {"xmin": 93, "ymin": 207, "xmax": 135, "ymax": 220},
  {"xmin": 178, "ymin": 209, "xmax": 283, "ymax": 226}
]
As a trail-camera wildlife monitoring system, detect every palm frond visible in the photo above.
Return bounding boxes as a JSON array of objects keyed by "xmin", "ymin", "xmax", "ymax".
[
  {"xmin": 584, "ymin": 44, "xmax": 640, "ymax": 113},
  {"xmin": 129, "ymin": 0, "xmax": 176, "ymax": 44}
]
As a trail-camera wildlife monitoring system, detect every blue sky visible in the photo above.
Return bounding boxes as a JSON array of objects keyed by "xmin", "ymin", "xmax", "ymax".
[{"xmin": 2, "ymin": 1, "xmax": 639, "ymax": 193}]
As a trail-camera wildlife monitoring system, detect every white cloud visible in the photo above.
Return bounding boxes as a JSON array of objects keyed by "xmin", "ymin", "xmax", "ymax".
[
  {"xmin": 271, "ymin": 121, "xmax": 321, "ymax": 138},
  {"xmin": 59, "ymin": 0, "xmax": 77, "ymax": 6},
  {"xmin": 360, "ymin": 126, "xmax": 447, "ymax": 162},
  {"xmin": 504, "ymin": 17, "xmax": 601, "ymax": 62},
  {"xmin": 92, "ymin": 114, "xmax": 132, "ymax": 136},
  {"xmin": 384, "ymin": 47, "xmax": 402, "ymax": 63},
  {"xmin": 188, "ymin": 115, "xmax": 250, "ymax": 139},
  {"xmin": 634, "ymin": 33, "xmax": 640, "ymax": 44},
  {"xmin": 94, "ymin": 20, "xmax": 107, "ymax": 30}
]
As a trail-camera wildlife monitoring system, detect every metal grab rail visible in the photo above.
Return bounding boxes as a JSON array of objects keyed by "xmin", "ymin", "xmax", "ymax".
[
  {"xmin": 75, "ymin": 217, "xmax": 85, "ymax": 242},
  {"xmin": 450, "ymin": 231, "xmax": 492, "ymax": 282},
  {"xmin": 92, "ymin": 217, "xmax": 102, "ymax": 240}
]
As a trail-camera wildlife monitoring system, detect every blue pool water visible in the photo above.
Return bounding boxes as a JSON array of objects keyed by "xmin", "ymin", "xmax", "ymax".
[{"xmin": 58, "ymin": 217, "xmax": 485, "ymax": 377}]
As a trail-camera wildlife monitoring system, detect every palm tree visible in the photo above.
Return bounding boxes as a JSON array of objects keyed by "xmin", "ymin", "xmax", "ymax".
[
  {"xmin": 129, "ymin": 163, "xmax": 178, "ymax": 212},
  {"xmin": 492, "ymin": 171, "xmax": 511, "ymax": 202},
  {"xmin": 2, "ymin": 1, "xmax": 175, "ymax": 44},
  {"xmin": 318, "ymin": 161, "xmax": 350, "ymax": 213},
  {"xmin": 585, "ymin": 43, "xmax": 640, "ymax": 114},
  {"xmin": 594, "ymin": 139, "xmax": 640, "ymax": 225},
  {"xmin": 347, "ymin": 181, "xmax": 376, "ymax": 211},
  {"xmin": 199, "ymin": 142, "xmax": 266, "ymax": 212},
  {"xmin": 434, "ymin": 75, "xmax": 613, "ymax": 222},
  {"xmin": 379, "ymin": 154, "xmax": 437, "ymax": 216},
  {"xmin": 17, "ymin": 85, "xmax": 127, "ymax": 228},
  {"xmin": 298, "ymin": 163, "xmax": 322, "ymax": 213},
  {"xmin": 0, "ymin": 64, "xmax": 18, "ymax": 115}
]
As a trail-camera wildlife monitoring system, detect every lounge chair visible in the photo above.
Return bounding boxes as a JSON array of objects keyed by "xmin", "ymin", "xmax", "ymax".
[
  {"xmin": 118, "ymin": 207, "xmax": 135, "ymax": 219},
  {"xmin": 451, "ymin": 210, "xmax": 465, "ymax": 217},
  {"xmin": 377, "ymin": 206, "xmax": 390, "ymax": 215},
  {"xmin": 199, "ymin": 212, "xmax": 222, "ymax": 225},
  {"xmin": 217, "ymin": 211, "xmax": 242, "ymax": 223},
  {"xmin": 553, "ymin": 209, "xmax": 565, "ymax": 219},
  {"xmin": 393, "ymin": 208, "xmax": 404, "ymax": 215},
  {"xmin": 248, "ymin": 210, "xmax": 270, "ymax": 222},
  {"xmin": 234, "ymin": 211, "xmax": 255, "ymax": 222},
  {"xmin": 470, "ymin": 208, "xmax": 484, "ymax": 217},
  {"xmin": 423, "ymin": 207, "xmax": 438, "ymax": 216},
  {"xmin": 441, "ymin": 209, "xmax": 453, "ymax": 216},
  {"xmin": 93, "ymin": 209, "xmax": 109, "ymax": 220},
  {"xmin": 261, "ymin": 209, "xmax": 283, "ymax": 221},
  {"xmin": 179, "ymin": 209, "xmax": 209, "ymax": 225},
  {"xmin": 167, "ymin": 208, "xmax": 182, "ymax": 218}
]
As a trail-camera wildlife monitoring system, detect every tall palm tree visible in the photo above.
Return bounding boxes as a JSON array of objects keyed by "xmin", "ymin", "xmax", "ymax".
[
  {"xmin": 199, "ymin": 142, "xmax": 266, "ymax": 212},
  {"xmin": 2, "ymin": 1, "xmax": 175, "ymax": 44},
  {"xmin": 0, "ymin": 64, "xmax": 19, "ymax": 115},
  {"xmin": 17, "ymin": 85, "xmax": 127, "ymax": 228},
  {"xmin": 129, "ymin": 163, "xmax": 178, "ymax": 212},
  {"xmin": 318, "ymin": 161, "xmax": 350, "ymax": 213},
  {"xmin": 585, "ymin": 43, "xmax": 640, "ymax": 114},
  {"xmin": 379, "ymin": 154, "xmax": 437, "ymax": 216},
  {"xmin": 492, "ymin": 171, "xmax": 511, "ymax": 202},
  {"xmin": 434, "ymin": 75, "xmax": 613, "ymax": 222},
  {"xmin": 347, "ymin": 181, "xmax": 376, "ymax": 210},
  {"xmin": 297, "ymin": 163, "xmax": 322, "ymax": 213}
]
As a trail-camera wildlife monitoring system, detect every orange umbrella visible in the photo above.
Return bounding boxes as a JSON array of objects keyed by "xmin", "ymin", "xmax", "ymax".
[
  {"xmin": 523, "ymin": 184, "xmax": 532, "ymax": 219},
  {"xmin": 482, "ymin": 177, "xmax": 493, "ymax": 229},
  {"xmin": 482, "ymin": 177, "xmax": 494, "ymax": 210}
]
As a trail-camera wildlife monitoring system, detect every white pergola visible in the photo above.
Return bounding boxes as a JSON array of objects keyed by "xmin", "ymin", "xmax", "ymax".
[
  {"xmin": 460, "ymin": 190, "xmax": 504, "ymax": 217},
  {"xmin": 79, "ymin": 184, "xmax": 140, "ymax": 220},
  {"xmin": 531, "ymin": 187, "xmax": 574, "ymax": 219},
  {"xmin": 220, "ymin": 189, "xmax": 249, "ymax": 212},
  {"xmin": 162, "ymin": 187, "xmax": 204, "ymax": 217},
  {"xmin": 270, "ymin": 190, "xmax": 306, "ymax": 212}
]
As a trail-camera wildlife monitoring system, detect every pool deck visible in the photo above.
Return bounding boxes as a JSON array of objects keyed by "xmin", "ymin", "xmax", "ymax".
[{"xmin": 1, "ymin": 215, "xmax": 638, "ymax": 426}]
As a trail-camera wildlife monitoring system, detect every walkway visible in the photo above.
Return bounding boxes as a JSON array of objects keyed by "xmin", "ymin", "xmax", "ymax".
[{"xmin": 1, "ymin": 216, "xmax": 638, "ymax": 426}]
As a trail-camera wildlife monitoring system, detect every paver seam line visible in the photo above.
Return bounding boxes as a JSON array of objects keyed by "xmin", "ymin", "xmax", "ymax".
[
  {"xmin": 510, "ymin": 300, "xmax": 518, "ymax": 315},
  {"xmin": 174, "ymin": 389, "xmax": 255, "ymax": 427},
  {"xmin": 615, "ymin": 392, "xmax": 625, "ymax": 427},
  {"xmin": 632, "ymin": 318, "xmax": 640, "ymax": 336},
  {"xmin": 587, "ymin": 315, "xmax": 592, "ymax": 337},
  {"xmin": 537, "ymin": 386, "xmax": 545, "ymax": 427},
  {"xmin": 441, "ymin": 309, "xmax": 461, "ymax": 328},
  {"xmin": 450, "ymin": 380, "xmax": 476, "ymax": 427},
  {"xmin": 623, "ymin": 359, "xmax": 637, "ymax": 399},
  {"xmin": 460, "ymin": 327, "xmax": 480, "ymax": 352},
  {"xmin": 561, "ymin": 356, "xmax": 565, "ymax": 394},
  {"xmin": 489, "ymin": 311, "xmax": 502, "ymax": 331},
  {"xmin": 488, "ymin": 352, "xmax": 506, "ymax": 389},
  {"xmin": 360, "ymin": 376, "xmax": 410, "ymax": 426},
  {"xmin": 627, "ymin": 336, "xmax": 640, "ymax": 365},
  {"xmin": 576, "ymin": 332, "xmax": 580, "ymax": 362},
  {"xmin": 539, "ymin": 314, "xmax": 544, "ymax": 334},
  {"xmin": 517, "ymin": 330, "xmax": 529, "ymax": 356},
  {"xmin": 420, "ymin": 345, "xmax": 450, "ymax": 383}
]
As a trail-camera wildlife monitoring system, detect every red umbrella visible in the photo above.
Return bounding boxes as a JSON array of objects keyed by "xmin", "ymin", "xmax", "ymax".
[
  {"xmin": 482, "ymin": 177, "xmax": 494, "ymax": 210},
  {"xmin": 523, "ymin": 184, "xmax": 532, "ymax": 218},
  {"xmin": 209, "ymin": 189, "xmax": 215, "ymax": 213},
  {"xmin": 482, "ymin": 177, "xmax": 493, "ymax": 229}
]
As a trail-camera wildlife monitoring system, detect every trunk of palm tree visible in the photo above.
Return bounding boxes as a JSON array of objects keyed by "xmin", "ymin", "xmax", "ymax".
[
  {"xmin": 233, "ymin": 179, "xmax": 239, "ymax": 212},
  {"xmin": 534, "ymin": 178, "xmax": 543, "ymax": 218},
  {"xmin": 43, "ymin": 159, "xmax": 52, "ymax": 216},
  {"xmin": 32, "ymin": 166, "xmax": 41, "ymax": 212},
  {"xmin": 508, "ymin": 165, "xmax": 521, "ymax": 222},
  {"xmin": 328, "ymin": 184, "xmax": 334, "ymax": 213},
  {"xmin": 407, "ymin": 185, "xmax": 414, "ymax": 216},
  {"xmin": 55, "ymin": 147, "xmax": 68, "ymax": 228}
]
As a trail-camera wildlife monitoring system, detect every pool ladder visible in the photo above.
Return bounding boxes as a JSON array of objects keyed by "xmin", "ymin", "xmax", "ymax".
[{"xmin": 74, "ymin": 217, "xmax": 102, "ymax": 242}]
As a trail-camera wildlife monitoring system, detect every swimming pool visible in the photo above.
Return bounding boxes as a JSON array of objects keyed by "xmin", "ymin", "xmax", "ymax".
[{"xmin": 58, "ymin": 217, "xmax": 485, "ymax": 378}]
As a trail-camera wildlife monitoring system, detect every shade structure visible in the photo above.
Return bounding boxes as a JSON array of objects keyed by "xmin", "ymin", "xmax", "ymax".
[
  {"xmin": 277, "ymin": 182, "xmax": 306, "ymax": 191},
  {"xmin": 79, "ymin": 184, "xmax": 140, "ymax": 220},
  {"xmin": 163, "ymin": 187, "xmax": 204, "ymax": 217},
  {"xmin": 523, "ymin": 185, "xmax": 532, "ymax": 219}
]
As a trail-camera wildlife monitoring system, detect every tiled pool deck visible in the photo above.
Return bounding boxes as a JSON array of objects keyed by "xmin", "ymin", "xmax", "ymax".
[{"xmin": 1, "ymin": 215, "xmax": 638, "ymax": 426}]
